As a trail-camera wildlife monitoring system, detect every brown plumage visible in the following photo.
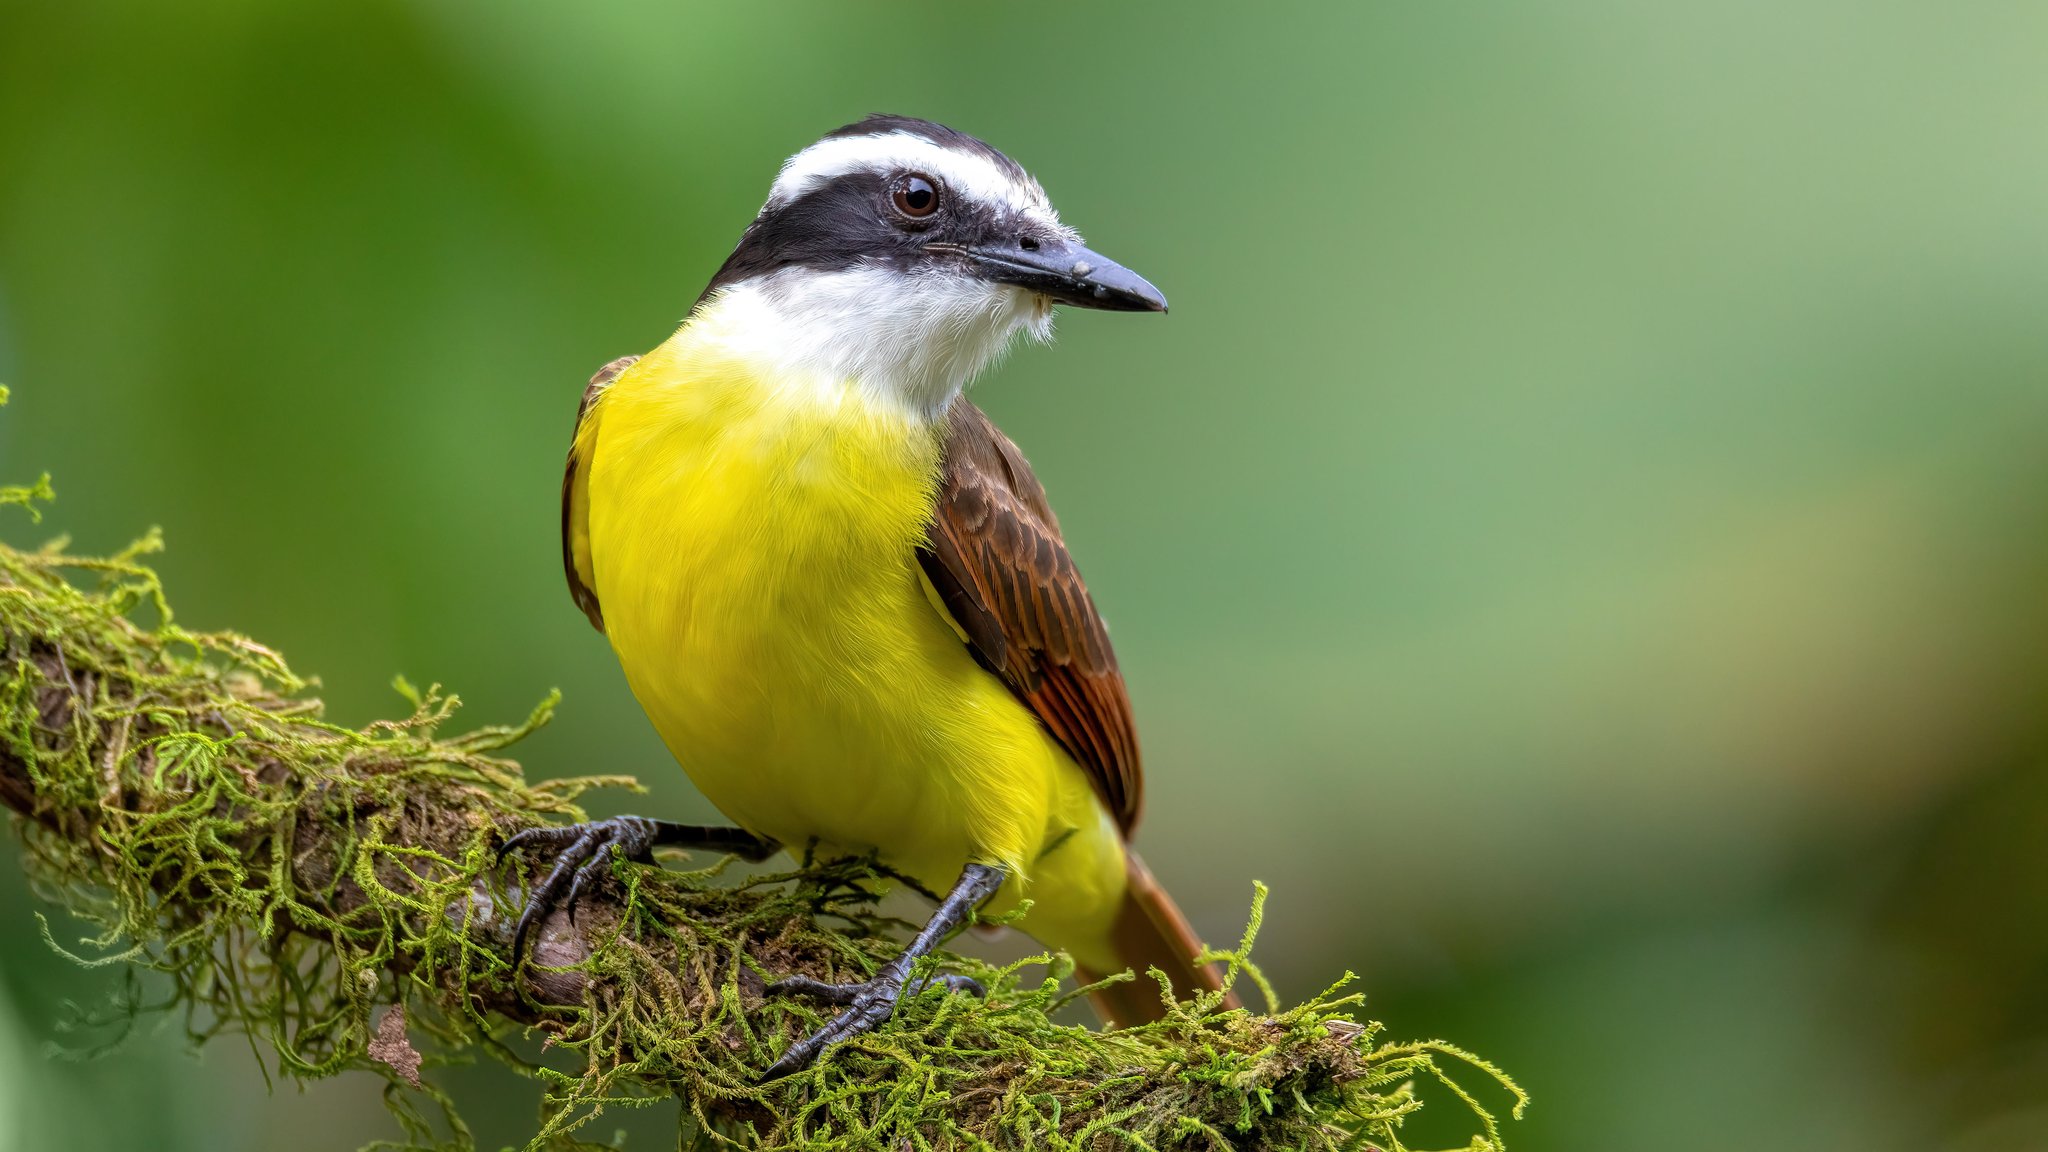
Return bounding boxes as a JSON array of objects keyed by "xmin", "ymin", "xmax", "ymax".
[
  {"xmin": 1092, "ymin": 853, "xmax": 1231, "ymax": 1026},
  {"xmin": 919, "ymin": 400, "xmax": 1232, "ymax": 1020},
  {"xmin": 918, "ymin": 399, "xmax": 1143, "ymax": 834}
]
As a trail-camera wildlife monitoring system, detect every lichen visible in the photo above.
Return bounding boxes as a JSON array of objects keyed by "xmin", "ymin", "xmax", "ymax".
[{"xmin": 0, "ymin": 390, "xmax": 1524, "ymax": 1151}]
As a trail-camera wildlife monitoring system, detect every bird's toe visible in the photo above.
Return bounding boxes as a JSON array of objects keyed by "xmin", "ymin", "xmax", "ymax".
[
  {"xmin": 761, "ymin": 958, "xmax": 981, "ymax": 1078},
  {"xmin": 499, "ymin": 816, "xmax": 662, "ymax": 962}
]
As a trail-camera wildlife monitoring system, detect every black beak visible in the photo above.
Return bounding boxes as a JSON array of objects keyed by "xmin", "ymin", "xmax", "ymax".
[{"xmin": 955, "ymin": 236, "xmax": 1168, "ymax": 313}]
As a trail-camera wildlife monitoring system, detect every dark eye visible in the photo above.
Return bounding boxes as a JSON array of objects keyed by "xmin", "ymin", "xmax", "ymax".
[{"xmin": 891, "ymin": 173, "xmax": 940, "ymax": 219}]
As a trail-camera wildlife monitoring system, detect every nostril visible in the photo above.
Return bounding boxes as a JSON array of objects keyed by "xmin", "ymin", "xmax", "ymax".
[{"xmin": 1019, "ymin": 235, "xmax": 1040, "ymax": 252}]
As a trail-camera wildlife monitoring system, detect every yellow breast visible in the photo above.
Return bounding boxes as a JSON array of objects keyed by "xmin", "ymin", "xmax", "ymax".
[{"xmin": 576, "ymin": 318, "xmax": 1122, "ymax": 948}]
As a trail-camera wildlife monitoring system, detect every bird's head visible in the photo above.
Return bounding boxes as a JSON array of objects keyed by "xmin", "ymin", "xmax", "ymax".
[{"xmin": 693, "ymin": 115, "xmax": 1166, "ymax": 418}]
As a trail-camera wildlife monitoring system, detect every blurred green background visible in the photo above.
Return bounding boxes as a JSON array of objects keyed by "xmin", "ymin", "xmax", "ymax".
[{"xmin": 4, "ymin": 1, "xmax": 2048, "ymax": 1148}]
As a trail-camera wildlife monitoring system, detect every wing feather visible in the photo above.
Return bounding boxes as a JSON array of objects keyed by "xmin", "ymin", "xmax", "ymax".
[
  {"xmin": 562, "ymin": 355, "xmax": 641, "ymax": 632},
  {"xmin": 919, "ymin": 400, "xmax": 1143, "ymax": 835}
]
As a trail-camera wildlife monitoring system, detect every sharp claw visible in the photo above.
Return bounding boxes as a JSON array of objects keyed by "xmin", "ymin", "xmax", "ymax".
[
  {"xmin": 762, "ymin": 1037, "xmax": 823, "ymax": 1081},
  {"xmin": 926, "ymin": 974, "xmax": 985, "ymax": 998}
]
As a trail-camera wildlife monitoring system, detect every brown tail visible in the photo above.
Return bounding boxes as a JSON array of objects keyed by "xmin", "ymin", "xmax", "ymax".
[{"xmin": 1079, "ymin": 851, "xmax": 1242, "ymax": 1026}]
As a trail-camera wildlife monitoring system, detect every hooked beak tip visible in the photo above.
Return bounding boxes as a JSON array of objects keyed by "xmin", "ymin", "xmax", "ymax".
[{"xmin": 962, "ymin": 240, "xmax": 1168, "ymax": 314}]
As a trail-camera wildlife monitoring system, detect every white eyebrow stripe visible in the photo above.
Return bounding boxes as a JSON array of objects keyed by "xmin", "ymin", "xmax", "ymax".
[{"xmin": 765, "ymin": 131, "xmax": 1055, "ymax": 222}]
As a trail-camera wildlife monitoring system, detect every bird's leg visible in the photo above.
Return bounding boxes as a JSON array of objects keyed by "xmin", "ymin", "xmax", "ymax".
[
  {"xmin": 762, "ymin": 862, "xmax": 1006, "ymax": 1078},
  {"xmin": 499, "ymin": 817, "xmax": 779, "ymax": 961}
]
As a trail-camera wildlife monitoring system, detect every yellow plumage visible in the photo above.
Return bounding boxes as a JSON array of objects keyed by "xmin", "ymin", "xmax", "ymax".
[{"xmin": 570, "ymin": 304, "xmax": 1128, "ymax": 970}]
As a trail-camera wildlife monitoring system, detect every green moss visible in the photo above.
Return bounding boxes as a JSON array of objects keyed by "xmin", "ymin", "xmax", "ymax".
[{"xmin": 0, "ymin": 404, "xmax": 1523, "ymax": 1151}]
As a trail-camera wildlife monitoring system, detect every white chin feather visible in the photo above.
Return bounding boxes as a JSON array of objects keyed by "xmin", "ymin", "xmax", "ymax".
[
  {"xmin": 698, "ymin": 266, "xmax": 1048, "ymax": 419},
  {"xmin": 1024, "ymin": 296, "xmax": 1057, "ymax": 344}
]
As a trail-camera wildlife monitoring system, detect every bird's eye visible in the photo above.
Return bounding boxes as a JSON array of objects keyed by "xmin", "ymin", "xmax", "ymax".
[{"xmin": 891, "ymin": 173, "xmax": 940, "ymax": 219}]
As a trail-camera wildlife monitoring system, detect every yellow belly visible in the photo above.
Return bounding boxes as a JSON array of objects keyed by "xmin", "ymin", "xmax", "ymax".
[{"xmin": 580, "ymin": 326, "xmax": 1125, "ymax": 966}]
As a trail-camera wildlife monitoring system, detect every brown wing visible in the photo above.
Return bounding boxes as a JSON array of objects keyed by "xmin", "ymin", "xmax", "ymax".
[
  {"xmin": 919, "ymin": 399, "xmax": 1143, "ymax": 836},
  {"xmin": 562, "ymin": 355, "xmax": 641, "ymax": 632}
]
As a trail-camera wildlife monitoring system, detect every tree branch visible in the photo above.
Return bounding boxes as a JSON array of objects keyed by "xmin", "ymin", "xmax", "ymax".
[{"xmin": 0, "ymin": 479, "xmax": 1521, "ymax": 1151}]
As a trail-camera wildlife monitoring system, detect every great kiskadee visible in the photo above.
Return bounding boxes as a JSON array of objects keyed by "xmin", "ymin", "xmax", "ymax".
[{"xmin": 506, "ymin": 115, "xmax": 1233, "ymax": 1075}]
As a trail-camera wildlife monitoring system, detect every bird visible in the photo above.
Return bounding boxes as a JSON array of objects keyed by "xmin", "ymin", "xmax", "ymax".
[{"xmin": 504, "ymin": 114, "xmax": 1234, "ymax": 1076}]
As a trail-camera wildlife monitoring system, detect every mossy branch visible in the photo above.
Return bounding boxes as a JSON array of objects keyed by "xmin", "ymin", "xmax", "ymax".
[{"xmin": 0, "ymin": 398, "xmax": 1524, "ymax": 1151}]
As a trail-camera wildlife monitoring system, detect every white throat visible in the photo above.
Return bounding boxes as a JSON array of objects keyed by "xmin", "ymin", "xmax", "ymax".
[{"xmin": 693, "ymin": 266, "xmax": 1053, "ymax": 420}]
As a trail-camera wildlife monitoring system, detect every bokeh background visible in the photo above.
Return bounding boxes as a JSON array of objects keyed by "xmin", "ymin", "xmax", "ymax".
[{"xmin": 4, "ymin": 1, "xmax": 2047, "ymax": 1149}]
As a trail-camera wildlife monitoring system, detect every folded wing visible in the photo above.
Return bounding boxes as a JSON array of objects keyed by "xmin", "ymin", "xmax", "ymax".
[
  {"xmin": 562, "ymin": 355, "xmax": 641, "ymax": 633},
  {"xmin": 918, "ymin": 399, "xmax": 1143, "ymax": 835}
]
